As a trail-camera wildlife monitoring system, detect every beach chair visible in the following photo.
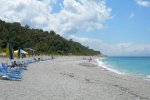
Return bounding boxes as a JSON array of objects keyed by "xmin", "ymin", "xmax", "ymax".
[
  {"xmin": 7, "ymin": 73, "xmax": 22, "ymax": 79},
  {"xmin": 1, "ymin": 63, "xmax": 23, "ymax": 80},
  {"xmin": 2, "ymin": 63, "xmax": 22, "ymax": 73},
  {"xmin": 0, "ymin": 66, "xmax": 9, "ymax": 79},
  {"xmin": 2, "ymin": 63, "xmax": 8, "ymax": 71},
  {"xmin": 0, "ymin": 67, "xmax": 3, "ymax": 77}
]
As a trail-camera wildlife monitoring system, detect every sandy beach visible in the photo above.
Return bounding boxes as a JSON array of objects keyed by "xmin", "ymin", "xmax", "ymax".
[{"xmin": 0, "ymin": 56, "xmax": 150, "ymax": 100}]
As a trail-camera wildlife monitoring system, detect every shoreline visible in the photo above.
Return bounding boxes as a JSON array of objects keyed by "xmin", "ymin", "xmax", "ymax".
[
  {"xmin": 95, "ymin": 57, "xmax": 150, "ymax": 81},
  {"xmin": 95, "ymin": 58, "xmax": 126, "ymax": 75},
  {"xmin": 0, "ymin": 56, "xmax": 150, "ymax": 100}
]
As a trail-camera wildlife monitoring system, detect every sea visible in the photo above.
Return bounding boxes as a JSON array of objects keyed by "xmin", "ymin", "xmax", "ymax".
[{"xmin": 97, "ymin": 57, "xmax": 150, "ymax": 78}]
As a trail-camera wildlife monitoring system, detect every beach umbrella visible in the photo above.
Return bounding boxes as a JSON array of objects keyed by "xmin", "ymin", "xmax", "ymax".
[
  {"xmin": 6, "ymin": 41, "xmax": 14, "ymax": 59},
  {"xmin": 18, "ymin": 47, "xmax": 21, "ymax": 58},
  {"xmin": 14, "ymin": 49, "xmax": 28, "ymax": 58},
  {"xmin": 20, "ymin": 49, "xmax": 28, "ymax": 55}
]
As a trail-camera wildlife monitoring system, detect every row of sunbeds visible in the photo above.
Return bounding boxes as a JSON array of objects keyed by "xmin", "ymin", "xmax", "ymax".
[{"xmin": 0, "ymin": 57, "xmax": 50, "ymax": 80}]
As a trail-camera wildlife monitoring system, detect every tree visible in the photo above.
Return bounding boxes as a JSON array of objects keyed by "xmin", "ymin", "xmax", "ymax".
[
  {"xmin": 0, "ymin": 19, "xmax": 101, "ymax": 55},
  {"xmin": 25, "ymin": 24, "xmax": 30, "ymax": 29}
]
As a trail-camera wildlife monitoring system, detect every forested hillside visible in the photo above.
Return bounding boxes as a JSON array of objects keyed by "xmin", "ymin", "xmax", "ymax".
[{"xmin": 0, "ymin": 19, "xmax": 101, "ymax": 55}]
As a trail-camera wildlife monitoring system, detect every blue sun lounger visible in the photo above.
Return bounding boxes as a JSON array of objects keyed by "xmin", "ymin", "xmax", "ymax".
[{"xmin": 0, "ymin": 63, "xmax": 23, "ymax": 80}]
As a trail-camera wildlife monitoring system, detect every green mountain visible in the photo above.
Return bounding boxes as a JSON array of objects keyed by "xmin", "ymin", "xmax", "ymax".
[{"xmin": 0, "ymin": 19, "xmax": 101, "ymax": 55}]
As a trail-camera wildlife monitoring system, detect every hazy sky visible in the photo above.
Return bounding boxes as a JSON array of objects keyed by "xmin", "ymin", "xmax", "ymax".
[{"xmin": 0, "ymin": 0, "xmax": 150, "ymax": 56}]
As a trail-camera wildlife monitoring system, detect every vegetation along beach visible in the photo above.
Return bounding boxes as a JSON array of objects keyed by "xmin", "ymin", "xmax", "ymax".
[{"xmin": 0, "ymin": 0, "xmax": 150, "ymax": 100}]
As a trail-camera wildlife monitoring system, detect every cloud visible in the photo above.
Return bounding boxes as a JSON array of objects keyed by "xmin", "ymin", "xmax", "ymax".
[
  {"xmin": 0, "ymin": 0, "xmax": 54, "ymax": 28},
  {"xmin": 135, "ymin": 0, "xmax": 150, "ymax": 7},
  {"xmin": 68, "ymin": 35, "xmax": 102, "ymax": 43},
  {"xmin": 69, "ymin": 35, "xmax": 150, "ymax": 56},
  {"xmin": 0, "ymin": 0, "xmax": 112, "ymax": 35}
]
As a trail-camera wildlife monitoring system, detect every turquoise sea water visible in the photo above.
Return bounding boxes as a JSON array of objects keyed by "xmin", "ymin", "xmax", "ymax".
[{"xmin": 99, "ymin": 57, "xmax": 150, "ymax": 78}]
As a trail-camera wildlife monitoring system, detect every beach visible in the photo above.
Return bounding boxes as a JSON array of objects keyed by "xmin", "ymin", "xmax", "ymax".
[{"xmin": 0, "ymin": 56, "xmax": 150, "ymax": 100}]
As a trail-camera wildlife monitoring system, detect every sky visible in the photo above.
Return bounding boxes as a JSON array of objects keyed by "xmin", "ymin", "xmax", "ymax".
[{"xmin": 0, "ymin": 0, "xmax": 150, "ymax": 56}]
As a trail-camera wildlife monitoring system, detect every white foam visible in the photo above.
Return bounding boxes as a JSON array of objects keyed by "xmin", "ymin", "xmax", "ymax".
[
  {"xmin": 144, "ymin": 75, "xmax": 150, "ymax": 81},
  {"xmin": 95, "ymin": 58, "xmax": 125, "ymax": 75},
  {"xmin": 146, "ymin": 75, "xmax": 150, "ymax": 79}
]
